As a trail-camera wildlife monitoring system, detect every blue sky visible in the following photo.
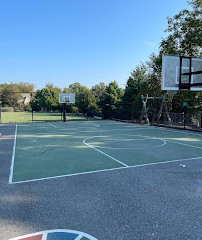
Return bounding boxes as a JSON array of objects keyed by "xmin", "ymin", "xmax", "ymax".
[{"xmin": 0, "ymin": 0, "xmax": 190, "ymax": 90}]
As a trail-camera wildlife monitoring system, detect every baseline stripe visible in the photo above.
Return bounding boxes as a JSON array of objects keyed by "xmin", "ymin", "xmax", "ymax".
[{"xmin": 10, "ymin": 156, "xmax": 202, "ymax": 184}]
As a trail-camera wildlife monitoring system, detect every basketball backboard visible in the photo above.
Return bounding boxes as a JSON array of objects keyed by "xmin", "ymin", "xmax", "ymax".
[
  {"xmin": 59, "ymin": 93, "xmax": 75, "ymax": 103},
  {"xmin": 162, "ymin": 54, "xmax": 202, "ymax": 91}
]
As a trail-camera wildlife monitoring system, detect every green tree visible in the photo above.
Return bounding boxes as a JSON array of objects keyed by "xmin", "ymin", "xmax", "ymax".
[
  {"xmin": 32, "ymin": 86, "xmax": 61, "ymax": 111},
  {"xmin": 102, "ymin": 81, "xmax": 123, "ymax": 105},
  {"xmin": 63, "ymin": 87, "xmax": 71, "ymax": 93},
  {"xmin": 0, "ymin": 82, "xmax": 35, "ymax": 93},
  {"xmin": 68, "ymin": 82, "xmax": 89, "ymax": 94},
  {"xmin": 159, "ymin": 0, "xmax": 202, "ymax": 114},
  {"xmin": 17, "ymin": 82, "xmax": 35, "ymax": 93},
  {"xmin": 0, "ymin": 83, "xmax": 9, "ymax": 92},
  {"xmin": 99, "ymin": 81, "xmax": 123, "ymax": 118},
  {"xmin": 146, "ymin": 53, "xmax": 164, "ymax": 96},
  {"xmin": 1, "ymin": 83, "xmax": 22, "ymax": 107},
  {"xmin": 91, "ymin": 82, "xmax": 106, "ymax": 99},
  {"xmin": 123, "ymin": 64, "xmax": 148, "ymax": 102},
  {"xmin": 160, "ymin": 0, "xmax": 202, "ymax": 56},
  {"xmin": 45, "ymin": 83, "xmax": 55, "ymax": 89},
  {"xmin": 64, "ymin": 82, "xmax": 97, "ymax": 115}
]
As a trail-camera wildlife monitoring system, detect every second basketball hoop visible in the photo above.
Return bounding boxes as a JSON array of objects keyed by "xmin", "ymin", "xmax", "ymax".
[{"xmin": 59, "ymin": 93, "xmax": 75, "ymax": 122}]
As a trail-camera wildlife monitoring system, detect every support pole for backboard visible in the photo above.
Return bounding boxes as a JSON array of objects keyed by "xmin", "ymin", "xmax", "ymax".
[
  {"xmin": 183, "ymin": 102, "xmax": 188, "ymax": 130},
  {"xmin": 31, "ymin": 92, "xmax": 34, "ymax": 122},
  {"xmin": 63, "ymin": 104, "xmax": 66, "ymax": 122},
  {"xmin": 87, "ymin": 94, "xmax": 89, "ymax": 121},
  {"xmin": 32, "ymin": 108, "xmax": 33, "ymax": 122}
]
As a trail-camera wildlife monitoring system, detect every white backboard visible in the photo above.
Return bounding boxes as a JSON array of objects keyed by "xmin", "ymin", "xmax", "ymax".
[
  {"xmin": 162, "ymin": 54, "xmax": 202, "ymax": 91},
  {"xmin": 59, "ymin": 93, "xmax": 75, "ymax": 103}
]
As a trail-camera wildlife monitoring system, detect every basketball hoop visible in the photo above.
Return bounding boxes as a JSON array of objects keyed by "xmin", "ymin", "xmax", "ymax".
[
  {"xmin": 59, "ymin": 93, "xmax": 75, "ymax": 122},
  {"xmin": 59, "ymin": 93, "xmax": 75, "ymax": 104},
  {"xmin": 64, "ymin": 96, "xmax": 70, "ymax": 103}
]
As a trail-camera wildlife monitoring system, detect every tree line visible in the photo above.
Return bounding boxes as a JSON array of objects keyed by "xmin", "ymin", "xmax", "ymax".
[{"xmin": 0, "ymin": 0, "xmax": 201, "ymax": 118}]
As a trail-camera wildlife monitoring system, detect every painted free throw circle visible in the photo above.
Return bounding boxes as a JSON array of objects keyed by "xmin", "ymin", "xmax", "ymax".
[{"xmin": 84, "ymin": 134, "xmax": 166, "ymax": 149}]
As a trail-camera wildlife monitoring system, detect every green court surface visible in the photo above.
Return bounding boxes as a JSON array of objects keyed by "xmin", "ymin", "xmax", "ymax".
[
  {"xmin": 1, "ymin": 111, "xmax": 88, "ymax": 123},
  {"xmin": 10, "ymin": 120, "xmax": 202, "ymax": 183}
]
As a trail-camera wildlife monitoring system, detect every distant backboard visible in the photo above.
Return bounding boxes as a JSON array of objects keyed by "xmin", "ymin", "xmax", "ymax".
[
  {"xmin": 59, "ymin": 93, "xmax": 75, "ymax": 103},
  {"xmin": 162, "ymin": 55, "xmax": 202, "ymax": 91}
]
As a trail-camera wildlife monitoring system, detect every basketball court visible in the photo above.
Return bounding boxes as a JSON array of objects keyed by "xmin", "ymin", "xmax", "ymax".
[{"xmin": 10, "ymin": 120, "xmax": 202, "ymax": 184}]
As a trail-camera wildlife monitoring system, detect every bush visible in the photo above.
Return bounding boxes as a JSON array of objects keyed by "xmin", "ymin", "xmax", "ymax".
[
  {"xmin": 24, "ymin": 104, "xmax": 32, "ymax": 112},
  {"xmin": 71, "ymin": 106, "xmax": 79, "ymax": 113},
  {"xmin": 14, "ymin": 106, "xmax": 24, "ymax": 112}
]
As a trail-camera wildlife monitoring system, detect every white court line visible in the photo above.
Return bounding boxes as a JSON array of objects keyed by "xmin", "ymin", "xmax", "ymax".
[
  {"xmin": 75, "ymin": 235, "xmax": 84, "ymax": 240},
  {"xmin": 165, "ymin": 139, "xmax": 202, "ymax": 150},
  {"xmin": 124, "ymin": 132, "xmax": 202, "ymax": 150},
  {"xmin": 9, "ymin": 124, "xmax": 17, "ymax": 184},
  {"xmin": 83, "ymin": 137, "xmax": 128, "ymax": 167},
  {"xmin": 93, "ymin": 128, "xmax": 202, "ymax": 150},
  {"xmin": 48, "ymin": 123, "xmax": 56, "ymax": 128},
  {"xmin": 9, "ymin": 121, "xmax": 201, "ymax": 184},
  {"xmin": 152, "ymin": 126, "xmax": 202, "ymax": 137},
  {"xmin": 41, "ymin": 126, "xmax": 147, "ymax": 134},
  {"xmin": 49, "ymin": 122, "xmax": 100, "ymax": 129},
  {"xmin": 9, "ymin": 229, "xmax": 97, "ymax": 240},
  {"xmin": 107, "ymin": 124, "xmax": 202, "ymax": 137},
  {"xmin": 115, "ymin": 132, "xmax": 202, "ymax": 150},
  {"xmin": 111, "ymin": 120, "xmax": 202, "ymax": 137},
  {"xmin": 10, "ymin": 156, "xmax": 202, "ymax": 184},
  {"xmin": 42, "ymin": 232, "xmax": 47, "ymax": 240},
  {"xmin": 84, "ymin": 121, "xmax": 100, "ymax": 127},
  {"xmin": 10, "ymin": 166, "xmax": 128, "ymax": 184},
  {"xmin": 86, "ymin": 135, "xmax": 167, "ymax": 150}
]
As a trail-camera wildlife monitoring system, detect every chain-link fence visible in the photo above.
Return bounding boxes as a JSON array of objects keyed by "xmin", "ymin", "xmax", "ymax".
[
  {"xmin": 159, "ymin": 112, "xmax": 202, "ymax": 130},
  {"xmin": 109, "ymin": 101, "xmax": 202, "ymax": 131}
]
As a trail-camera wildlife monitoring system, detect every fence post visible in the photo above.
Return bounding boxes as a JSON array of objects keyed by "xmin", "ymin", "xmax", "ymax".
[{"xmin": 63, "ymin": 104, "xmax": 66, "ymax": 122}]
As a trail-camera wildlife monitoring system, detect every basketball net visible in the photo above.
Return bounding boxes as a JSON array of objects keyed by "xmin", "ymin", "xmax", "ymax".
[{"xmin": 64, "ymin": 97, "xmax": 70, "ymax": 103}]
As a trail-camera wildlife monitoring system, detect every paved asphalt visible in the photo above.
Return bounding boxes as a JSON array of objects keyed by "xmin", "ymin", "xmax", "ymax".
[{"xmin": 0, "ymin": 124, "xmax": 201, "ymax": 240}]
